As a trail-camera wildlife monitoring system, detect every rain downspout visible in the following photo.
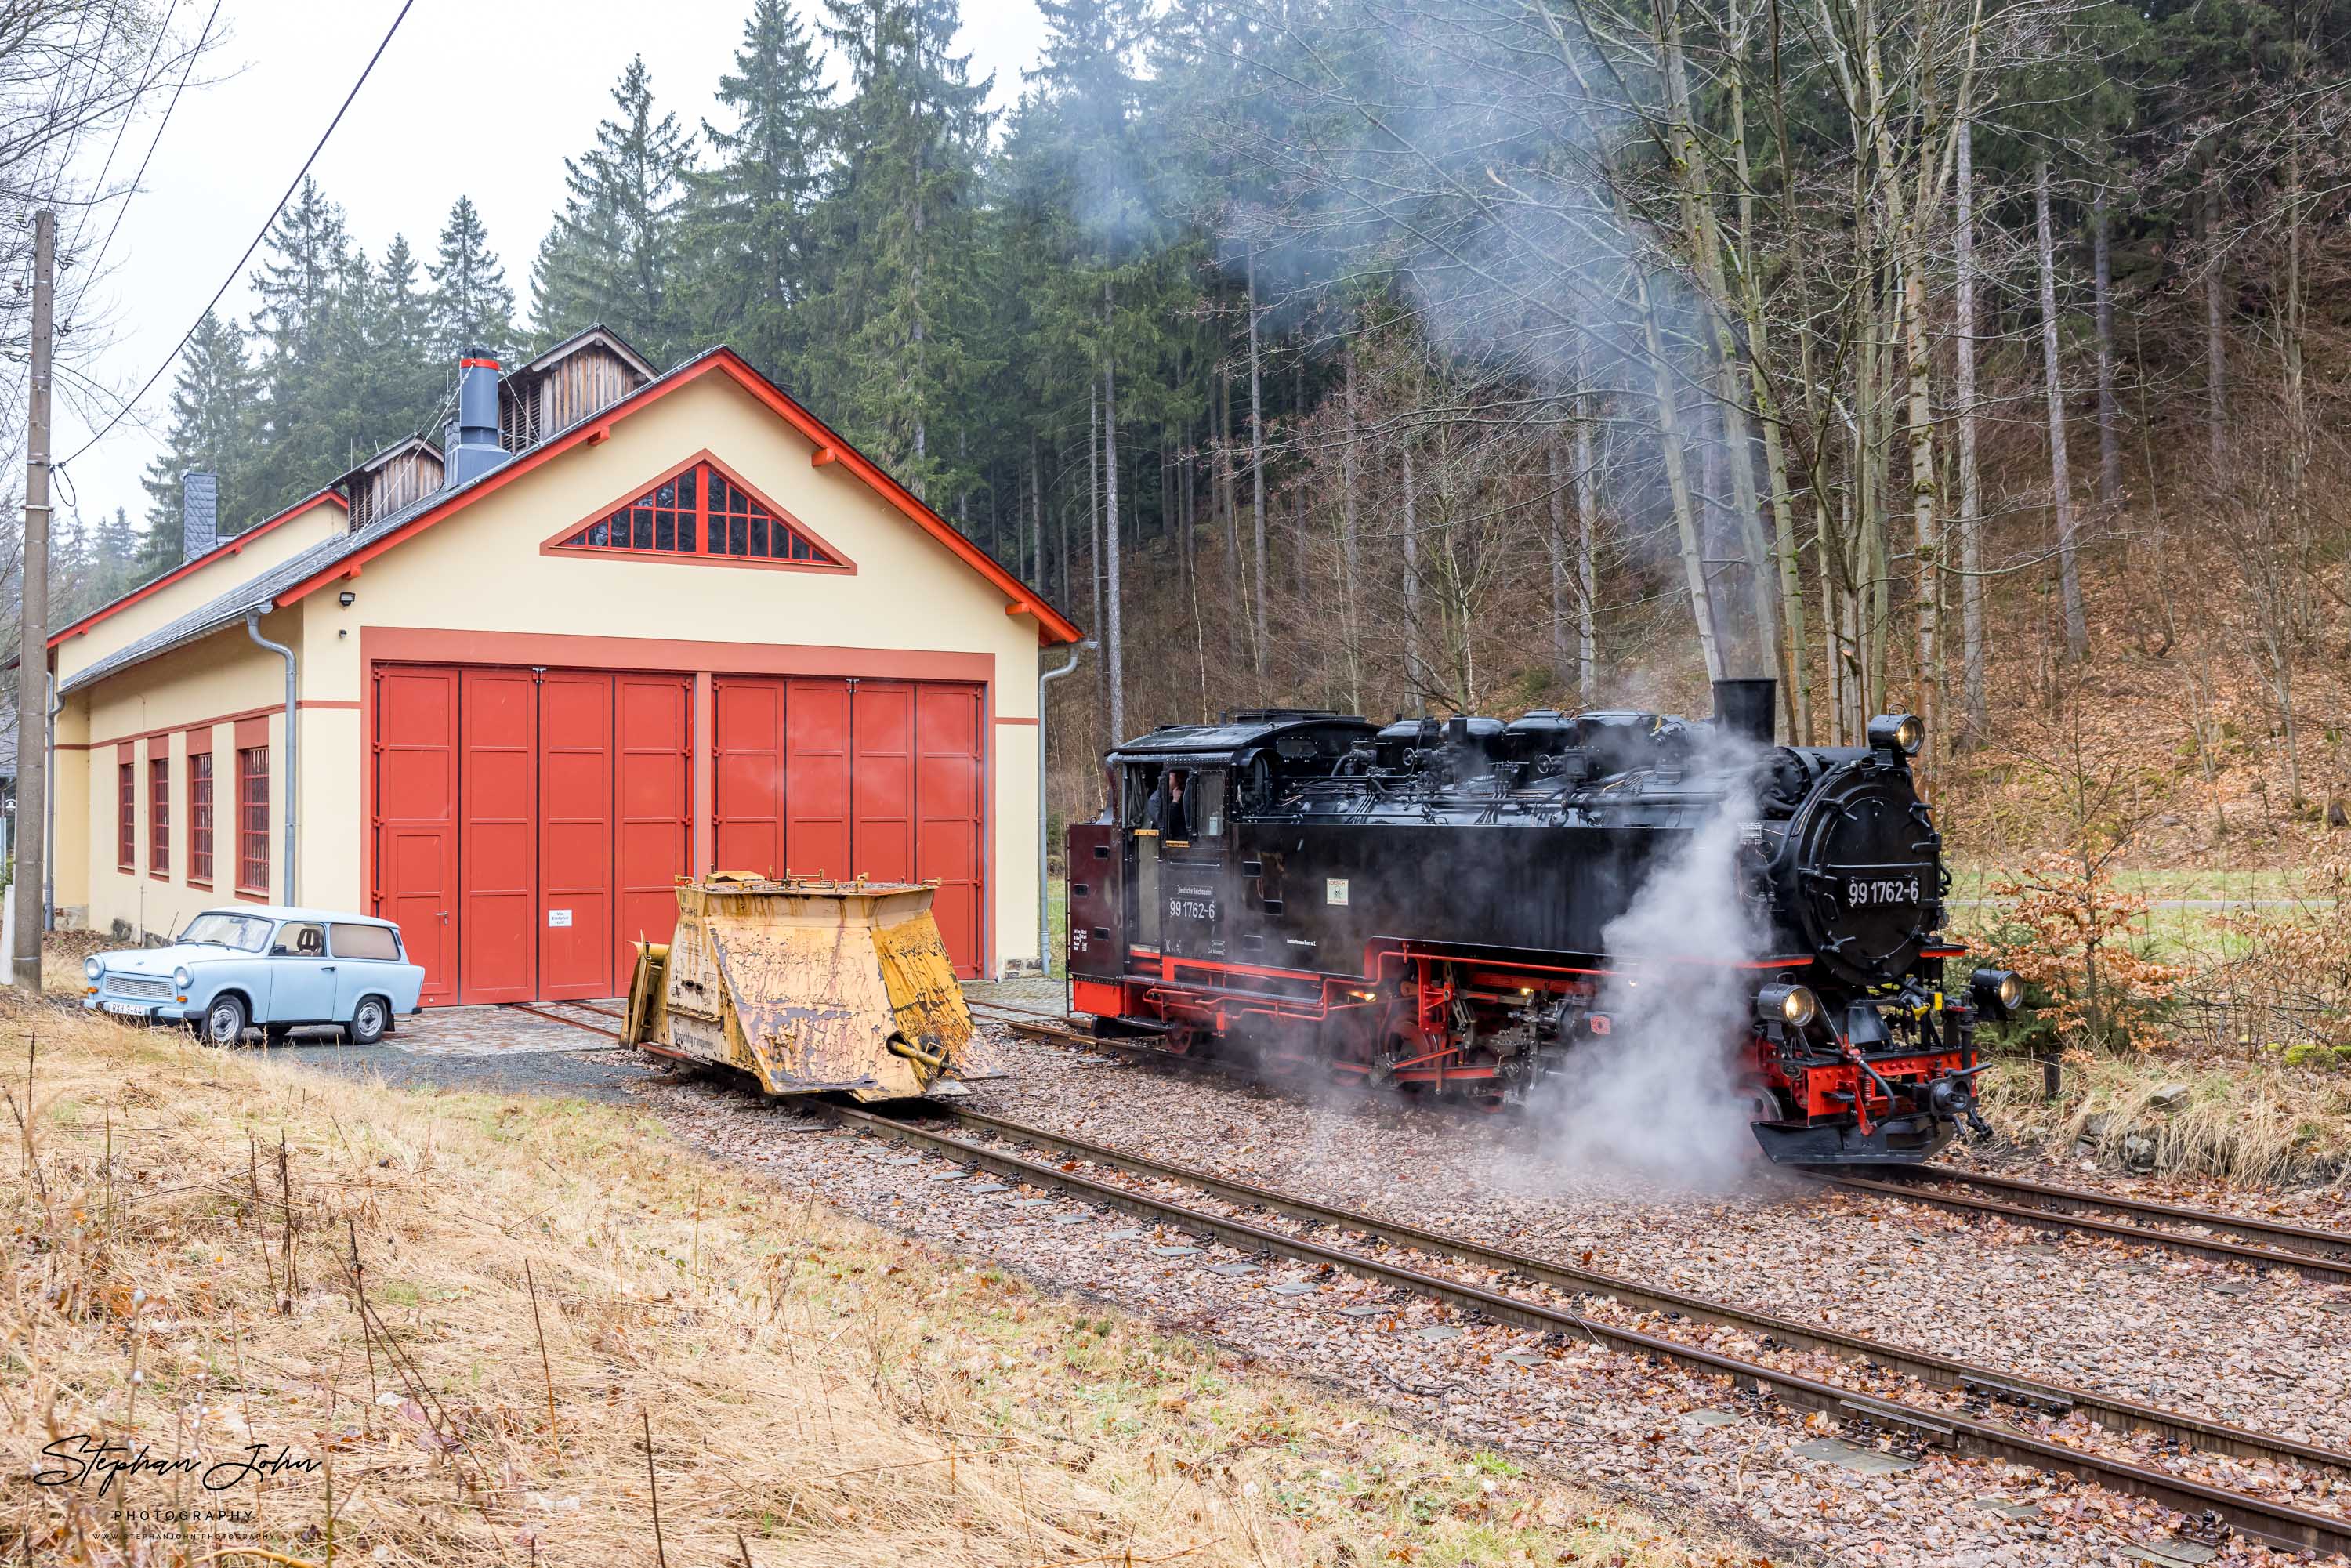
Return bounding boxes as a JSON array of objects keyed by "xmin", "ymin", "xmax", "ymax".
[
  {"xmin": 1037, "ymin": 639, "xmax": 1094, "ymax": 976},
  {"xmin": 246, "ymin": 607, "xmax": 296, "ymax": 904}
]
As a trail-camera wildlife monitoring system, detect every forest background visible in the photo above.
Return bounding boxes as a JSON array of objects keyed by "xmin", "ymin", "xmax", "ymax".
[{"xmin": 11, "ymin": 0, "xmax": 2351, "ymax": 1094}]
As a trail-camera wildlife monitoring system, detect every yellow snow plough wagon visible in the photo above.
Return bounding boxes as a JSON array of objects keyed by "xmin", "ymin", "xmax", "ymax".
[{"xmin": 622, "ymin": 874, "xmax": 993, "ymax": 1102}]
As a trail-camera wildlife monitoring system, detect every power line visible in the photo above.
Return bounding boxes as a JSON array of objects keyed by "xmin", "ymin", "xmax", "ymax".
[
  {"xmin": 54, "ymin": 0, "xmax": 418, "ymax": 473},
  {"xmin": 68, "ymin": 0, "xmax": 223, "ymax": 303}
]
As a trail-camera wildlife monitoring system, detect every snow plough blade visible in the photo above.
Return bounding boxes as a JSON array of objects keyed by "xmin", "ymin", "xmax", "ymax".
[{"xmin": 625, "ymin": 873, "xmax": 979, "ymax": 1102}]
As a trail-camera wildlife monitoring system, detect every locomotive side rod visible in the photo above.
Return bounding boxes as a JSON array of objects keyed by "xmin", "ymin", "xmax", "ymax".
[
  {"xmin": 1818, "ymin": 1171, "xmax": 2351, "ymax": 1283},
  {"xmin": 814, "ymin": 1100, "xmax": 2351, "ymax": 1558},
  {"xmin": 921, "ymin": 1102, "xmax": 2351, "ymax": 1479},
  {"xmin": 1848, "ymin": 1163, "xmax": 2351, "ymax": 1266}
]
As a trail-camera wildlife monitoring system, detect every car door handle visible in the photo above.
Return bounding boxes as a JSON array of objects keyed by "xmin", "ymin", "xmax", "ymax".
[{"xmin": 321, "ymin": 965, "xmax": 336, "ymax": 972}]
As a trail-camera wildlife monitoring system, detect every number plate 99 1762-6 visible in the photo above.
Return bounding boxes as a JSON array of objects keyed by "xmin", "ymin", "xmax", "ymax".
[{"xmin": 1843, "ymin": 876, "xmax": 1922, "ymax": 907}]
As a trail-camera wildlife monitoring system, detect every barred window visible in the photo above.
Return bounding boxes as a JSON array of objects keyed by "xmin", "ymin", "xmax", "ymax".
[
  {"xmin": 149, "ymin": 758, "xmax": 170, "ymax": 878},
  {"xmin": 553, "ymin": 461, "xmax": 840, "ymax": 566},
  {"xmin": 189, "ymin": 753, "xmax": 214, "ymax": 885},
  {"xmin": 237, "ymin": 747, "xmax": 269, "ymax": 895},
  {"xmin": 117, "ymin": 763, "xmax": 134, "ymax": 870}
]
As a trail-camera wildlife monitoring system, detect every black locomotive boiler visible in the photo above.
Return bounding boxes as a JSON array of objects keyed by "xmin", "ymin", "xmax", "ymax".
[{"xmin": 1065, "ymin": 678, "xmax": 2025, "ymax": 1164}]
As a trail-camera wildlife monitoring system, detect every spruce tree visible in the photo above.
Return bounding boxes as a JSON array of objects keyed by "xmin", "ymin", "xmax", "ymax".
[
  {"xmin": 685, "ymin": 0, "xmax": 832, "ymax": 386},
  {"xmin": 812, "ymin": 0, "xmax": 996, "ymax": 498},
  {"xmin": 427, "ymin": 195, "xmax": 518, "ymax": 362},
  {"xmin": 361, "ymin": 234, "xmax": 442, "ymax": 449},
  {"xmin": 136, "ymin": 309, "xmax": 259, "ymax": 585},
  {"xmin": 531, "ymin": 56, "xmax": 694, "ymax": 364},
  {"xmin": 245, "ymin": 179, "xmax": 365, "ymax": 506}
]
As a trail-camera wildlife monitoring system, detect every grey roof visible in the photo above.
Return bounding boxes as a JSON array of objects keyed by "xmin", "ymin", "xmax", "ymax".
[{"xmin": 60, "ymin": 346, "xmax": 733, "ymax": 697}]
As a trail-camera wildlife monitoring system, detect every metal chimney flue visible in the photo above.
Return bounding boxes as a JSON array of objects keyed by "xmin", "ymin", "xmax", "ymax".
[
  {"xmin": 180, "ymin": 470, "xmax": 218, "ymax": 562},
  {"xmin": 443, "ymin": 352, "xmax": 509, "ymax": 488},
  {"xmin": 1711, "ymin": 677, "xmax": 1777, "ymax": 748}
]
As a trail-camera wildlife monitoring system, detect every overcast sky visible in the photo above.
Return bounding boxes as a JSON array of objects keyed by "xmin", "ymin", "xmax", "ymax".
[{"xmin": 52, "ymin": 0, "xmax": 1051, "ymax": 531}]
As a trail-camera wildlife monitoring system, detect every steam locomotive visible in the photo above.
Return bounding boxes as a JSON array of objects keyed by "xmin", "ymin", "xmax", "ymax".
[{"xmin": 1065, "ymin": 678, "xmax": 2024, "ymax": 1164}]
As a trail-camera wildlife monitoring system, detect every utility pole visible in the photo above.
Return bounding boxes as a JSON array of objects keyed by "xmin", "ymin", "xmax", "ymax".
[{"xmin": 14, "ymin": 210, "xmax": 51, "ymax": 992}]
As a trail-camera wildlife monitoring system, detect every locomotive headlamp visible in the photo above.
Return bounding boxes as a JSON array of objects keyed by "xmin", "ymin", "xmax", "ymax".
[
  {"xmin": 1970, "ymin": 967, "xmax": 2025, "ymax": 1020},
  {"xmin": 1757, "ymin": 983, "xmax": 1820, "ymax": 1030},
  {"xmin": 1867, "ymin": 712, "xmax": 1925, "ymax": 755}
]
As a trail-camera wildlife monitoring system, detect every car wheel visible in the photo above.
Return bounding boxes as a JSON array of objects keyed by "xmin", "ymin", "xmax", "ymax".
[
  {"xmin": 201, "ymin": 995, "xmax": 248, "ymax": 1048},
  {"xmin": 350, "ymin": 996, "xmax": 389, "ymax": 1047}
]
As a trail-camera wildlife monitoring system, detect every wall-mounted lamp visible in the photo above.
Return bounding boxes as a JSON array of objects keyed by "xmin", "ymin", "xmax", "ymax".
[{"xmin": 338, "ymin": 591, "xmax": 356, "ymax": 607}]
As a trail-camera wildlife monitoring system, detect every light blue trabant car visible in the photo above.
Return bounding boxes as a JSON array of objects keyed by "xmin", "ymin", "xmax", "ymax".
[{"xmin": 82, "ymin": 906, "xmax": 426, "ymax": 1046}]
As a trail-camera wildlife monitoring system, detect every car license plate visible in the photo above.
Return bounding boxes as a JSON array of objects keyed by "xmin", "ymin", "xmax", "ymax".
[{"xmin": 103, "ymin": 1001, "xmax": 150, "ymax": 1018}]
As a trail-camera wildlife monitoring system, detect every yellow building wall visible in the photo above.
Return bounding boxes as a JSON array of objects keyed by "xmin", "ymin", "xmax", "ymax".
[
  {"xmin": 63, "ymin": 628, "xmax": 295, "ymax": 941},
  {"xmin": 297, "ymin": 371, "xmax": 1046, "ymax": 972},
  {"xmin": 53, "ymin": 496, "xmax": 346, "ymax": 684},
  {"xmin": 61, "ymin": 370, "xmax": 1054, "ymax": 972}
]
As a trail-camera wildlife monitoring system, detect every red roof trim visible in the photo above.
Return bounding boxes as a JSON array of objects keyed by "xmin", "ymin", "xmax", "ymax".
[
  {"xmin": 48, "ymin": 487, "xmax": 348, "ymax": 650},
  {"xmin": 271, "ymin": 351, "xmax": 1084, "ymax": 645}
]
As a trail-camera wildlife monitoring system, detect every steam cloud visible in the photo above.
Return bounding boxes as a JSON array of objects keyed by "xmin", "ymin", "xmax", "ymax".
[{"xmin": 1536, "ymin": 734, "xmax": 1766, "ymax": 1190}]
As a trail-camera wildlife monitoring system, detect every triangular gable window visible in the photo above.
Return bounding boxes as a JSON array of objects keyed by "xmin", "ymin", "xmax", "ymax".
[{"xmin": 550, "ymin": 458, "xmax": 846, "ymax": 569}]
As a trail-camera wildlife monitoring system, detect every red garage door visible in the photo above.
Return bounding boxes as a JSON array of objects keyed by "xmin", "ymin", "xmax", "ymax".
[
  {"xmin": 373, "ymin": 664, "xmax": 693, "ymax": 1005},
  {"xmin": 374, "ymin": 667, "xmax": 460, "ymax": 1005},
  {"xmin": 712, "ymin": 675, "xmax": 984, "ymax": 978}
]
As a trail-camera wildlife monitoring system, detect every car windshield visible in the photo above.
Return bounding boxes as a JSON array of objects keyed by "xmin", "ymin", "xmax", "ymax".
[{"xmin": 178, "ymin": 913, "xmax": 274, "ymax": 953}]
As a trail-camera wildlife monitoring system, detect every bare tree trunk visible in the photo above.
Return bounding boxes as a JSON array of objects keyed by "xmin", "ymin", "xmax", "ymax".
[
  {"xmin": 1955, "ymin": 115, "xmax": 1987, "ymax": 745},
  {"xmin": 1087, "ymin": 387, "xmax": 1107, "ymax": 744},
  {"xmin": 1341, "ymin": 349, "xmax": 1363, "ymax": 714},
  {"xmin": 1402, "ymin": 436, "xmax": 1422, "ymax": 697},
  {"xmin": 2036, "ymin": 159, "xmax": 2088, "ymax": 661},
  {"xmin": 1218, "ymin": 366, "xmax": 1246, "ymax": 682},
  {"xmin": 1724, "ymin": 9, "xmax": 1806, "ymax": 739},
  {"xmin": 1547, "ymin": 426, "xmax": 1572, "ymax": 685},
  {"xmin": 1638, "ymin": 270, "xmax": 1724, "ymax": 682},
  {"xmin": 2091, "ymin": 184, "xmax": 2122, "ymax": 507},
  {"xmin": 1657, "ymin": 0, "xmax": 1776, "ymax": 677},
  {"xmin": 1245, "ymin": 252, "xmax": 1270, "ymax": 682},
  {"xmin": 1102, "ymin": 326, "xmax": 1125, "ymax": 742},
  {"xmin": 1029, "ymin": 440, "xmax": 1044, "ymax": 589},
  {"xmin": 2204, "ymin": 177, "xmax": 2228, "ymax": 466},
  {"xmin": 1573, "ymin": 392, "xmax": 1599, "ymax": 703}
]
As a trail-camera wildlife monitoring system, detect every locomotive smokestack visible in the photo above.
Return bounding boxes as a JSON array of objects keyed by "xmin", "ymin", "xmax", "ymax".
[{"xmin": 1711, "ymin": 678, "xmax": 1776, "ymax": 747}]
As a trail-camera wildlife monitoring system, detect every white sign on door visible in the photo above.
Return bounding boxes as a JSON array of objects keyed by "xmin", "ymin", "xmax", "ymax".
[
  {"xmin": 1326, "ymin": 878, "xmax": 1349, "ymax": 906},
  {"xmin": 546, "ymin": 909, "xmax": 573, "ymax": 928}
]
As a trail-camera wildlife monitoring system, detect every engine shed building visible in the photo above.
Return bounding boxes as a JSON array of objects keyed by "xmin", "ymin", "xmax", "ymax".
[{"xmin": 48, "ymin": 328, "xmax": 1081, "ymax": 1001}]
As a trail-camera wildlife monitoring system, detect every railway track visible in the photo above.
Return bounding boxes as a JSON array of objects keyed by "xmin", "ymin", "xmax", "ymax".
[
  {"xmin": 544, "ymin": 998, "xmax": 2351, "ymax": 1554},
  {"xmin": 1824, "ymin": 1164, "xmax": 2351, "ymax": 1280},
  {"xmin": 828, "ymin": 1096, "xmax": 2351, "ymax": 1559},
  {"xmin": 966, "ymin": 1001, "xmax": 2351, "ymax": 1284}
]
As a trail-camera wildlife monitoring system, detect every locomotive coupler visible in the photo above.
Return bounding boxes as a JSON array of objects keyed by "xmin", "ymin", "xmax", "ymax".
[{"xmin": 1926, "ymin": 1069, "xmax": 1993, "ymax": 1140}]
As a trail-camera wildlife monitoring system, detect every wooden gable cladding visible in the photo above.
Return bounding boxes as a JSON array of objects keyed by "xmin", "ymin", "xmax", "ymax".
[
  {"xmin": 347, "ymin": 440, "xmax": 444, "ymax": 529},
  {"xmin": 499, "ymin": 331, "xmax": 655, "ymax": 452}
]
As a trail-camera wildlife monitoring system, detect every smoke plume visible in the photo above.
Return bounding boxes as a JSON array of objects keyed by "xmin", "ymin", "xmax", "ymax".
[{"xmin": 1535, "ymin": 737, "xmax": 1765, "ymax": 1190}]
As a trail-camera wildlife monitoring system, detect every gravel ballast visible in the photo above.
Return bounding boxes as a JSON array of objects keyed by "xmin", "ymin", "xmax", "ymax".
[{"xmin": 626, "ymin": 1026, "xmax": 2344, "ymax": 1568}]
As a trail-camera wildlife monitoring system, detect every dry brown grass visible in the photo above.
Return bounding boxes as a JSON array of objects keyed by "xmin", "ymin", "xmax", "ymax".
[
  {"xmin": 1980, "ymin": 1049, "xmax": 2351, "ymax": 1186},
  {"xmin": 0, "ymin": 994, "xmax": 1745, "ymax": 1567}
]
